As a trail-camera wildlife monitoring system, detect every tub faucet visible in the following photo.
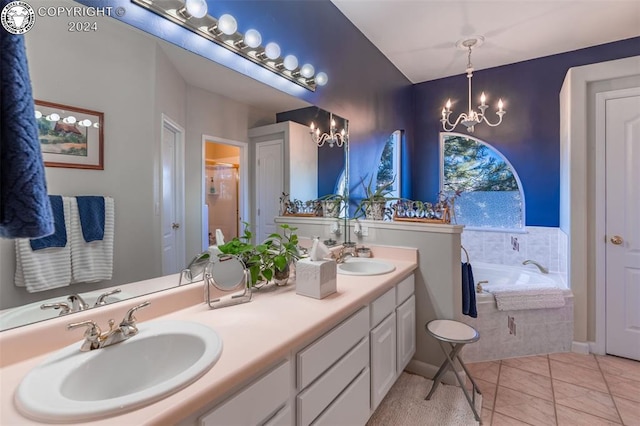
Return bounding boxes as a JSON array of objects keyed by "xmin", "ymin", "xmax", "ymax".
[{"xmin": 522, "ymin": 260, "xmax": 549, "ymax": 274}]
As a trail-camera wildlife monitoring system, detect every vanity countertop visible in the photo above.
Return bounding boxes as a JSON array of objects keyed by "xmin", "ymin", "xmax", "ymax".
[{"xmin": 0, "ymin": 246, "xmax": 417, "ymax": 425}]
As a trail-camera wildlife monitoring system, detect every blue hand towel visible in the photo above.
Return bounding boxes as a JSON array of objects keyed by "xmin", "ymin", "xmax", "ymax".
[
  {"xmin": 76, "ymin": 196, "xmax": 105, "ymax": 242},
  {"xmin": 30, "ymin": 196, "xmax": 66, "ymax": 250},
  {"xmin": 0, "ymin": 12, "xmax": 53, "ymax": 239},
  {"xmin": 462, "ymin": 262, "xmax": 478, "ymax": 318}
]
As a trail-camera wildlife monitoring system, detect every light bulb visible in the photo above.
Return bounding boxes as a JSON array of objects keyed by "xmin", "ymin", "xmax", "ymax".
[
  {"xmin": 283, "ymin": 54, "xmax": 298, "ymax": 71},
  {"xmin": 79, "ymin": 119, "xmax": 92, "ymax": 127},
  {"xmin": 498, "ymin": 99, "xmax": 504, "ymax": 111},
  {"xmin": 300, "ymin": 63, "xmax": 315, "ymax": 78},
  {"xmin": 315, "ymin": 72, "xmax": 328, "ymax": 86},
  {"xmin": 185, "ymin": 0, "xmax": 207, "ymax": 18},
  {"xmin": 34, "ymin": 110, "xmax": 42, "ymax": 119},
  {"xmin": 218, "ymin": 14, "xmax": 237, "ymax": 35},
  {"xmin": 445, "ymin": 99, "xmax": 452, "ymax": 110},
  {"xmin": 93, "ymin": 122, "xmax": 100, "ymax": 128},
  {"xmin": 480, "ymin": 92, "xmax": 486, "ymax": 105},
  {"xmin": 244, "ymin": 29, "xmax": 261, "ymax": 48},
  {"xmin": 310, "ymin": 122, "xmax": 315, "ymax": 131},
  {"xmin": 46, "ymin": 113, "xmax": 60, "ymax": 121},
  {"xmin": 264, "ymin": 42, "xmax": 281, "ymax": 60},
  {"xmin": 62, "ymin": 116, "xmax": 76, "ymax": 124}
]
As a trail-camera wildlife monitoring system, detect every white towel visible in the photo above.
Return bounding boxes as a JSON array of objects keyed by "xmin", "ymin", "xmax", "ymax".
[
  {"xmin": 491, "ymin": 288, "xmax": 566, "ymax": 311},
  {"xmin": 70, "ymin": 196, "xmax": 114, "ymax": 283},
  {"xmin": 15, "ymin": 197, "xmax": 72, "ymax": 293}
]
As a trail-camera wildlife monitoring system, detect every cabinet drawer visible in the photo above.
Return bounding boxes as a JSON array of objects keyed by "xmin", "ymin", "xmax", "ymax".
[
  {"xmin": 297, "ymin": 306, "xmax": 369, "ymax": 389},
  {"xmin": 200, "ymin": 361, "xmax": 290, "ymax": 426},
  {"xmin": 263, "ymin": 404, "xmax": 292, "ymax": 426},
  {"xmin": 311, "ymin": 367, "xmax": 371, "ymax": 426},
  {"xmin": 297, "ymin": 337, "xmax": 369, "ymax": 426},
  {"xmin": 370, "ymin": 287, "xmax": 395, "ymax": 327},
  {"xmin": 396, "ymin": 274, "xmax": 415, "ymax": 305}
]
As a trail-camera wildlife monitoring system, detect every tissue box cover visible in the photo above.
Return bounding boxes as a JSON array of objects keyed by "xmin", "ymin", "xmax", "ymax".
[{"xmin": 296, "ymin": 258, "xmax": 337, "ymax": 299}]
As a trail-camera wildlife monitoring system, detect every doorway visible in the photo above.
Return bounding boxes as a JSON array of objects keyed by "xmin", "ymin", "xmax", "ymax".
[
  {"xmin": 161, "ymin": 115, "xmax": 185, "ymax": 276},
  {"xmin": 203, "ymin": 138, "xmax": 247, "ymax": 250}
]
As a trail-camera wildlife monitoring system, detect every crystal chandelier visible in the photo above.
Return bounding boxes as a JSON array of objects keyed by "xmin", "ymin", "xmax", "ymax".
[
  {"xmin": 310, "ymin": 113, "xmax": 347, "ymax": 147},
  {"xmin": 441, "ymin": 37, "xmax": 506, "ymax": 133}
]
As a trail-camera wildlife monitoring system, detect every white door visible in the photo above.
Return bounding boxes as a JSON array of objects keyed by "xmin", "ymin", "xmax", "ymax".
[
  {"xmin": 605, "ymin": 93, "xmax": 640, "ymax": 361},
  {"xmin": 161, "ymin": 118, "xmax": 184, "ymax": 275},
  {"xmin": 255, "ymin": 140, "xmax": 283, "ymax": 243}
]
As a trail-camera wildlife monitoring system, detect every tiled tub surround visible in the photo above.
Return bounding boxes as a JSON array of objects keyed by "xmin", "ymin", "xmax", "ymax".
[
  {"xmin": 460, "ymin": 293, "xmax": 573, "ymax": 363},
  {"xmin": 461, "ymin": 226, "xmax": 568, "ymax": 277},
  {"xmin": 0, "ymin": 247, "xmax": 417, "ymax": 425},
  {"xmin": 460, "ymin": 228, "xmax": 573, "ymax": 362}
]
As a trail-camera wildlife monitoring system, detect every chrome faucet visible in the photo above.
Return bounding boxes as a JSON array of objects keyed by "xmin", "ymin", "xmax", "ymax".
[
  {"xmin": 67, "ymin": 301, "xmax": 150, "ymax": 352},
  {"xmin": 94, "ymin": 288, "xmax": 122, "ymax": 307},
  {"xmin": 331, "ymin": 246, "xmax": 357, "ymax": 264},
  {"xmin": 67, "ymin": 294, "xmax": 89, "ymax": 312},
  {"xmin": 40, "ymin": 302, "xmax": 71, "ymax": 316},
  {"xmin": 522, "ymin": 260, "xmax": 549, "ymax": 274}
]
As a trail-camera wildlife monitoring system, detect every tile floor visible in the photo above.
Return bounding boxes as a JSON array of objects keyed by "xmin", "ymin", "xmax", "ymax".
[{"xmin": 466, "ymin": 353, "xmax": 640, "ymax": 425}]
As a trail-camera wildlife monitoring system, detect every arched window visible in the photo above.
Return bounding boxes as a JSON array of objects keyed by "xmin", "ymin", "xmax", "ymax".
[
  {"xmin": 440, "ymin": 132, "xmax": 525, "ymax": 230},
  {"xmin": 376, "ymin": 130, "xmax": 402, "ymax": 199}
]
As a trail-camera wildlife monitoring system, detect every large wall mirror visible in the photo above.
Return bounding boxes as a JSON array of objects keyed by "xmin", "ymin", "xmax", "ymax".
[{"xmin": 0, "ymin": 0, "xmax": 348, "ymax": 331}]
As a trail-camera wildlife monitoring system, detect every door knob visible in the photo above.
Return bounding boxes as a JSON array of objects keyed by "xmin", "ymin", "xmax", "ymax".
[
  {"xmin": 172, "ymin": 223, "xmax": 180, "ymax": 230},
  {"xmin": 610, "ymin": 235, "xmax": 623, "ymax": 245}
]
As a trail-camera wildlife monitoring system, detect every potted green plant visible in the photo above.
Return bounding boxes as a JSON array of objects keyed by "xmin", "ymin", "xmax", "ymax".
[
  {"xmin": 317, "ymin": 193, "xmax": 346, "ymax": 218},
  {"xmin": 355, "ymin": 175, "xmax": 397, "ymax": 220},
  {"xmin": 217, "ymin": 223, "xmax": 301, "ymax": 287},
  {"xmin": 262, "ymin": 224, "xmax": 301, "ymax": 286}
]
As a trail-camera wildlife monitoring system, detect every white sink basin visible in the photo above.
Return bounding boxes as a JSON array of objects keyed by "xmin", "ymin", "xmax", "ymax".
[
  {"xmin": 15, "ymin": 320, "xmax": 222, "ymax": 422},
  {"xmin": 337, "ymin": 258, "xmax": 396, "ymax": 276},
  {"xmin": 0, "ymin": 290, "xmax": 131, "ymax": 331}
]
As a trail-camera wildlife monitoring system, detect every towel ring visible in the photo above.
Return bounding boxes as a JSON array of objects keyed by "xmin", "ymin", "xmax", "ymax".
[{"xmin": 461, "ymin": 245, "xmax": 470, "ymax": 263}]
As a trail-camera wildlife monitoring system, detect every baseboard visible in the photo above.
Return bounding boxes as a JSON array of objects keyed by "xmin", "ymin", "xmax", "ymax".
[
  {"xmin": 571, "ymin": 341, "xmax": 591, "ymax": 354},
  {"xmin": 405, "ymin": 359, "xmax": 461, "ymax": 386}
]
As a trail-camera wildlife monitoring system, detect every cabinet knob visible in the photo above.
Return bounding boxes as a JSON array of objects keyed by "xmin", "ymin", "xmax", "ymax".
[{"xmin": 172, "ymin": 222, "xmax": 180, "ymax": 230}]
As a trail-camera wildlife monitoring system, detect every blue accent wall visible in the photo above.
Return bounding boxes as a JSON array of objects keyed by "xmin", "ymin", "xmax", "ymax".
[{"xmin": 412, "ymin": 37, "xmax": 640, "ymax": 227}]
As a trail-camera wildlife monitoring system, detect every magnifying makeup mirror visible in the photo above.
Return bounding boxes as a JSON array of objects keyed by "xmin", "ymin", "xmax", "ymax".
[{"xmin": 205, "ymin": 255, "xmax": 252, "ymax": 309}]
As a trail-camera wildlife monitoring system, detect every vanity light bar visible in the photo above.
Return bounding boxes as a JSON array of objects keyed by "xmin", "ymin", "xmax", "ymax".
[{"xmin": 130, "ymin": 0, "xmax": 326, "ymax": 91}]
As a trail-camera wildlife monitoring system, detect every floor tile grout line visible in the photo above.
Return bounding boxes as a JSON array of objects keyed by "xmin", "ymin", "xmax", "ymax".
[
  {"xmin": 596, "ymin": 355, "xmax": 626, "ymax": 425},
  {"xmin": 547, "ymin": 354, "xmax": 559, "ymax": 426}
]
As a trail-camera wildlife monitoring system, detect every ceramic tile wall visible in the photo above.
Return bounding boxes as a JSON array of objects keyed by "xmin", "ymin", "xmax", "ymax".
[
  {"xmin": 461, "ymin": 227, "xmax": 568, "ymax": 275},
  {"xmin": 460, "ymin": 296, "xmax": 574, "ymax": 363}
]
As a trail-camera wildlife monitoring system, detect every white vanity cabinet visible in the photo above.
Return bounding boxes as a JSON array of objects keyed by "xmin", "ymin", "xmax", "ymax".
[
  {"xmin": 198, "ymin": 361, "xmax": 291, "ymax": 426},
  {"xmin": 370, "ymin": 274, "xmax": 416, "ymax": 411}
]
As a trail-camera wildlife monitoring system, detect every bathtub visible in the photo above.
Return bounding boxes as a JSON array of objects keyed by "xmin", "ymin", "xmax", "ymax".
[
  {"xmin": 460, "ymin": 262, "xmax": 573, "ymax": 363},
  {"xmin": 472, "ymin": 261, "xmax": 568, "ymax": 297}
]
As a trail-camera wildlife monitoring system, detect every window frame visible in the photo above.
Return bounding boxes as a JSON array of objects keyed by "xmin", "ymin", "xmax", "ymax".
[{"xmin": 439, "ymin": 132, "xmax": 526, "ymax": 232}]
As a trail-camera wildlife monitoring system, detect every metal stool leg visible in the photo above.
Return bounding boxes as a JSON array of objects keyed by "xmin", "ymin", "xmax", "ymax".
[
  {"xmin": 425, "ymin": 340, "xmax": 465, "ymax": 400},
  {"xmin": 425, "ymin": 341, "xmax": 481, "ymax": 422}
]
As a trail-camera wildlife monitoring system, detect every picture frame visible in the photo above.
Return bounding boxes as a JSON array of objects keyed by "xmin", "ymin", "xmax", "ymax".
[{"xmin": 34, "ymin": 100, "xmax": 104, "ymax": 170}]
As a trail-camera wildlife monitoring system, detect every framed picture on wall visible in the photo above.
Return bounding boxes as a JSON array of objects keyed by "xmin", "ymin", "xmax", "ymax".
[{"xmin": 34, "ymin": 100, "xmax": 104, "ymax": 170}]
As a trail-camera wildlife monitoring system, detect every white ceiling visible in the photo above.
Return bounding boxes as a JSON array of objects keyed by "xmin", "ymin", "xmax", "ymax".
[{"xmin": 331, "ymin": 0, "xmax": 640, "ymax": 83}]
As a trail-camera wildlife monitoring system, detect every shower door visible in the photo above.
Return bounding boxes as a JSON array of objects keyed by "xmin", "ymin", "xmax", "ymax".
[{"xmin": 206, "ymin": 163, "xmax": 239, "ymax": 244}]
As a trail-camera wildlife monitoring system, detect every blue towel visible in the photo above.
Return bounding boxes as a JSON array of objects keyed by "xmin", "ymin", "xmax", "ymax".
[
  {"xmin": 76, "ymin": 196, "xmax": 105, "ymax": 242},
  {"xmin": 30, "ymin": 196, "xmax": 66, "ymax": 250},
  {"xmin": 0, "ymin": 12, "xmax": 53, "ymax": 239},
  {"xmin": 462, "ymin": 262, "xmax": 478, "ymax": 318}
]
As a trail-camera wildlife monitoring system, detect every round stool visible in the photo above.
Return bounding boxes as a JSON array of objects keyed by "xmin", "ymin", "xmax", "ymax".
[{"xmin": 425, "ymin": 319, "xmax": 481, "ymax": 422}]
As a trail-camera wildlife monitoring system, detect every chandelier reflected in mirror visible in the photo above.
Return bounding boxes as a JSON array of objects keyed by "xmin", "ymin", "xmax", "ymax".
[
  {"xmin": 310, "ymin": 113, "xmax": 347, "ymax": 147},
  {"xmin": 441, "ymin": 36, "xmax": 506, "ymax": 133}
]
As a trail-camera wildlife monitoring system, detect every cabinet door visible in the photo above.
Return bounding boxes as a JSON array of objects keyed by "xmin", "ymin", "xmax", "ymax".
[
  {"xmin": 396, "ymin": 294, "xmax": 416, "ymax": 373},
  {"xmin": 370, "ymin": 313, "xmax": 396, "ymax": 410}
]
